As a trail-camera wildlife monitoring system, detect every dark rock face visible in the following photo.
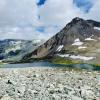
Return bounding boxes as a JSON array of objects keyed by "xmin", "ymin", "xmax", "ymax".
[
  {"xmin": 87, "ymin": 20, "xmax": 100, "ymax": 27},
  {"xmin": 22, "ymin": 17, "xmax": 100, "ymax": 62}
]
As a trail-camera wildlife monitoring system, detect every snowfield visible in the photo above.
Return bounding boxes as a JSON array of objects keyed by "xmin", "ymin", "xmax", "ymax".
[
  {"xmin": 85, "ymin": 37, "xmax": 96, "ymax": 41},
  {"xmin": 94, "ymin": 27, "xmax": 100, "ymax": 30},
  {"xmin": 72, "ymin": 38, "xmax": 83, "ymax": 46},
  {"xmin": 57, "ymin": 45, "xmax": 64, "ymax": 51},
  {"xmin": 78, "ymin": 46, "xmax": 87, "ymax": 49},
  {"xmin": 70, "ymin": 55, "xmax": 95, "ymax": 61},
  {"xmin": 58, "ymin": 54, "xmax": 95, "ymax": 61}
]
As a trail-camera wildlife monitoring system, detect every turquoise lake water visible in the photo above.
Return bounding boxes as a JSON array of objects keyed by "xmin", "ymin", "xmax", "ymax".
[{"xmin": 2, "ymin": 61, "xmax": 100, "ymax": 71}]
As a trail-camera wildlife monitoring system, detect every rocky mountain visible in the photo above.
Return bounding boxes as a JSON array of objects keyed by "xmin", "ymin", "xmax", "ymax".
[
  {"xmin": 0, "ymin": 39, "xmax": 44, "ymax": 62},
  {"xmin": 21, "ymin": 17, "xmax": 100, "ymax": 64}
]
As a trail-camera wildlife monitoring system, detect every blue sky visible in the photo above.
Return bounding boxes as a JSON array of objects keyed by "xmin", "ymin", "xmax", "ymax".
[
  {"xmin": 0, "ymin": 0, "xmax": 99, "ymax": 40},
  {"xmin": 37, "ymin": 0, "xmax": 46, "ymax": 6},
  {"xmin": 37, "ymin": 0, "xmax": 93, "ymax": 12},
  {"xmin": 74, "ymin": 0, "xmax": 93, "ymax": 12}
]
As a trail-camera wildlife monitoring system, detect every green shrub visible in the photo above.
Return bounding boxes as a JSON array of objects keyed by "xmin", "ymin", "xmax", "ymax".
[{"xmin": 51, "ymin": 57, "xmax": 80, "ymax": 65}]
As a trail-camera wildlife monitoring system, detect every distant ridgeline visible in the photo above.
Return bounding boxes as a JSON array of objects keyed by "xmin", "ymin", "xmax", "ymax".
[{"xmin": 0, "ymin": 39, "xmax": 44, "ymax": 62}]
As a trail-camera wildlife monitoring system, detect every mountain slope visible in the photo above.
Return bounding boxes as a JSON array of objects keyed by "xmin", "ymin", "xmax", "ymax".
[{"xmin": 21, "ymin": 17, "xmax": 100, "ymax": 64}]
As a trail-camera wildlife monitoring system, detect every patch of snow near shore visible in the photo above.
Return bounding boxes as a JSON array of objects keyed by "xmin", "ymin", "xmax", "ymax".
[
  {"xmin": 75, "ymin": 38, "xmax": 80, "ymax": 42},
  {"xmin": 72, "ymin": 38, "xmax": 83, "ymax": 46},
  {"xmin": 58, "ymin": 54, "xmax": 70, "ymax": 57},
  {"xmin": 57, "ymin": 45, "xmax": 63, "ymax": 51},
  {"xmin": 0, "ymin": 60, "xmax": 2, "ymax": 62},
  {"xmin": 70, "ymin": 55, "xmax": 95, "ymax": 61},
  {"xmin": 94, "ymin": 27, "xmax": 100, "ymax": 30},
  {"xmin": 58, "ymin": 54, "xmax": 95, "ymax": 61},
  {"xmin": 78, "ymin": 46, "xmax": 87, "ymax": 49}
]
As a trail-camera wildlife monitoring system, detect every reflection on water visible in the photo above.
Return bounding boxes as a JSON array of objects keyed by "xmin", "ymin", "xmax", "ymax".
[{"xmin": 2, "ymin": 61, "xmax": 100, "ymax": 71}]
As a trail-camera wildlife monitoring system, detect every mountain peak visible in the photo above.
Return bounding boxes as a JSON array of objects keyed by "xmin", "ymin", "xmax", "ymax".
[
  {"xmin": 72, "ymin": 17, "xmax": 83, "ymax": 22},
  {"xmin": 21, "ymin": 18, "xmax": 100, "ymax": 62},
  {"xmin": 71, "ymin": 17, "xmax": 100, "ymax": 28},
  {"xmin": 67, "ymin": 17, "xmax": 86, "ymax": 27}
]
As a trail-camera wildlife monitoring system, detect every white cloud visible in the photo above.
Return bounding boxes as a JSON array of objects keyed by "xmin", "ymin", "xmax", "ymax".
[
  {"xmin": 0, "ymin": 0, "xmax": 100, "ymax": 40},
  {"xmin": 0, "ymin": 26, "xmax": 45, "ymax": 40},
  {"xmin": 0, "ymin": 0, "xmax": 6, "ymax": 12},
  {"xmin": 39, "ymin": 0, "xmax": 83, "ymax": 27},
  {"xmin": 86, "ymin": 0, "xmax": 100, "ymax": 20},
  {"xmin": 0, "ymin": 0, "xmax": 40, "ymax": 26}
]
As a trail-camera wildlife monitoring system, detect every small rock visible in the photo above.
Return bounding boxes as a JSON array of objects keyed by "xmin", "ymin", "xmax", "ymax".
[
  {"xmin": 71, "ymin": 95, "xmax": 83, "ymax": 100},
  {"xmin": 7, "ymin": 80, "xmax": 13, "ymax": 85},
  {"xmin": 81, "ymin": 86, "xmax": 95, "ymax": 99},
  {"xmin": 1, "ymin": 94, "xmax": 14, "ymax": 100},
  {"xmin": 17, "ymin": 85, "xmax": 25, "ymax": 96},
  {"xmin": 49, "ymin": 90, "xmax": 55, "ymax": 94}
]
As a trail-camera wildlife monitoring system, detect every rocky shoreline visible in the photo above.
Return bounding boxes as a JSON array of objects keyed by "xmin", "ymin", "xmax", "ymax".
[{"xmin": 0, "ymin": 67, "xmax": 100, "ymax": 100}]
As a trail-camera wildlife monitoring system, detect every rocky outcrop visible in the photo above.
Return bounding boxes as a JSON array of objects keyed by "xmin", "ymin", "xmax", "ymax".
[
  {"xmin": 22, "ymin": 17, "xmax": 100, "ymax": 62},
  {"xmin": 87, "ymin": 19, "xmax": 100, "ymax": 27}
]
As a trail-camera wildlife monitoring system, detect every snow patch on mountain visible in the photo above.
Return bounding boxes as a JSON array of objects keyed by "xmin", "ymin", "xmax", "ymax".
[
  {"xmin": 0, "ymin": 60, "xmax": 2, "ymax": 63},
  {"xmin": 70, "ymin": 55, "xmax": 95, "ymax": 61},
  {"xmin": 33, "ymin": 39, "xmax": 43, "ymax": 44},
  {"xmin": 57, "ymin": 54, "xmax": 70, "ymax": 57},
  {"xmin": 94, "ymin": 27, "xmax": 100, "ymax": 30},
  {"xmin": 72, "ymin": 38, "xmax": 83, "ymax": 46},
  {"xmin": 85, "ymin": 37, "xmax": 96, "ymax": 41},
  {"xmin": 5, "ymin": 46, "xmax": 21, "ymax": 54},
  {"xmin": 58, "ymin": 54, "xmax": 95, "ymax": 61},
  {"xmin": 57, "ymin": 45, "xmax": 63, "ymax": 51},
  {"xmin": 78, "ymin": 46, "xmax": 87, "ymax": 49}
]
